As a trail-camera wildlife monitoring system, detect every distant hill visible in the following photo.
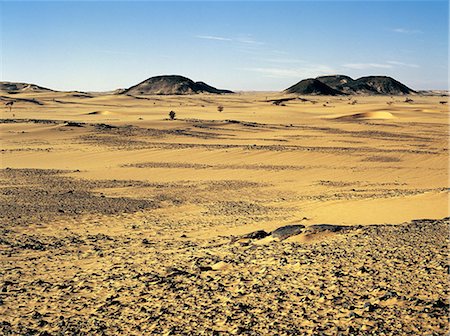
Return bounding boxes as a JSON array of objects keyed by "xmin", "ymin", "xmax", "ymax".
[
  {"xmin": 0, "ymin": 82, "xmax": 54, "ymax": 93},
  {"xmin": 348, "ymin": 76, "xmax": 416, "ymax": 95},
  {"xmin": 284, "ymin": 78, "xmax": 344, "ymax": 95},
  {"xmin": 417, "ymin": 90, "xmax": 449, "ymax": 96},
  {"xmin": 285, "ymin": 75, "xmax": 416, "ymax": 95},
  {"xmin": 316, "ymin": 75, "xmax": 355, "ymax": 93},
  {"xmin": 315, "ymin": 75, "xmax": 354, "ymax": 93},
  {"xmin": 122, "ymin": 75, "xmax": 233, "ymax": 95}
]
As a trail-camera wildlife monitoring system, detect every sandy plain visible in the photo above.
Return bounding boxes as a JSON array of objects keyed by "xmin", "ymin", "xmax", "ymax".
[{"xmin": 0, "ymin": 90, "xmax": 448, "ymax": 335}]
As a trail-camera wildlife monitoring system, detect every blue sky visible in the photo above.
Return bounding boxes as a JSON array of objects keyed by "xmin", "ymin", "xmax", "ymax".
[{"xmin": 1, "ymin": 1, "xmax": 448, "ymax": 91}]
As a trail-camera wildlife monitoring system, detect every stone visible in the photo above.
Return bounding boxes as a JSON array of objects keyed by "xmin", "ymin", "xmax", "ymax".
[
  {"xmin": 241, "ymin": 230, "xmax": 269, "ymax": 240},
  {"xmin": 271, "ymin": 225, "xmax": 305, "ymax": 240},
  {"xmin": 305, "ymin": 224, "xmax": 352, "ymax": 234}
]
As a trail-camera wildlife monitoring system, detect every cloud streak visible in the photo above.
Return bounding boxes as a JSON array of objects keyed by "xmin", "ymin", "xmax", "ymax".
[
  {"xmin": 242, "ymin": 64, "xmax": 336, "ymax": 79},
  {"xmin": 236, "ymin": 36, "xmax": 264, "ymax": 45},
  {"xmin": 256, "ymin": 57, "xmax": 306, "ymax": 64},
  {"xmin": 343, "ymin": 61, "xmax": 420, "ymax": 70},
  {"xmin": 392, "ymin": 28, "xmax": 422, "ymax": 34},
  {"xmin": 387, "ymin": 60, "xmax": 419, "ymax": 68},
  {"xmin": 343, "ymin": 63, "xmax": 393, "ymax": 70},
  {"xmin": 196, "ymin": 35, "xmax": 232, "ymax": 41},
  {"xmin": 195, "ymin": 34, "xmax": 264, "ymax": 45}
]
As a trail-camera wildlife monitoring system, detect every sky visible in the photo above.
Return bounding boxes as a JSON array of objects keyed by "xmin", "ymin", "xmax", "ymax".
[{"xmin": 1, "ymin": 1, "xmax": 448, "ymax": 91}]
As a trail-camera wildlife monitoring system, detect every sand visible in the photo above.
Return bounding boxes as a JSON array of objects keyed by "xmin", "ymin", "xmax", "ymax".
[
  {"xmin": 338, "ymin": 111, "xmax": 396, "ymax": 120},
  {"xmin": 0, "ymin": 90, "xmax": 448, "ymax": 334}
]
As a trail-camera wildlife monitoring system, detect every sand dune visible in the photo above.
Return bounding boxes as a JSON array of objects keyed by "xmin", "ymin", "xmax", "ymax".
[
  {"xmin": 338, "ymin": 111, "xmax": 396, "ymax": 120},
  {"xmin": 0, "ymin": 91, "xmax": 448, "ymax": 335},
  {"xmin": 85, "ymin": 110, "xmax": 113, "ymax": 115}
]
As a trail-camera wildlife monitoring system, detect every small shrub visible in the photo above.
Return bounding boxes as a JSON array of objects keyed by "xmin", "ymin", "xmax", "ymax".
[
  {"xmin": 217, "ymin": 105, "xmax": 224, "ymax": 112},
  {"xmin": 169, "ymin": 111, "xmax": 176, "ymax": 120},
  {"xmin": 5, "ymin": 101, "xmax": 14, "ymax": 112}
]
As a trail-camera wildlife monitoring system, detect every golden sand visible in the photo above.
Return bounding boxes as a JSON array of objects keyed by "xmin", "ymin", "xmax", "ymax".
[{"xmin": 0, "ymin": 91, "xmax": 448, "ymax": 334}]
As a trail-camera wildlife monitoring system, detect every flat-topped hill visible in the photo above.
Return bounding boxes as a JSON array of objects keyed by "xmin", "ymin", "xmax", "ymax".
[
  {"xmin": 0, "ymin": 82, "xmax": 54, "ymax": 93},
  {"xmin": 285, "ymin": 75, "xmax": 416, "ymax": 95},
  {"xmin": 122, "ymin": 75, "xmax": 233, "ymax": 95},
  {"xmin": 284, "ymin": 78, "xmax": 344, "ymax": 95}
]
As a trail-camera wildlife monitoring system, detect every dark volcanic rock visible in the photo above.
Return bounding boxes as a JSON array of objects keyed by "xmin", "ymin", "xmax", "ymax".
[
  {"xmin": 0, "ymin": 81, "xmax": 54, "ymax": 93},
  {"xmin": 349, "ymin": 76, "xmax": 416, "ymax": 95},
  {"xmin": 285, "ymin": 75, "xmax": 416, "ymax": 96},
  {"xmin": 316, "ymin": 75, "xmax": 355, "ymax": 90},
  {"xmin": 241, "ymin": 230, "xmax": 270, "ymax": 240},
  {"xmin": 315, "ymin": 75, "xmax": 416, "ymax": 95},
  {"xmin": 284, "ymin": 79, "xmax": 344, "ymax": 96},
  {"xmin": 271, "ymin": 224, "xmax": 305, "ymax": 240},
  {"xmin": 122, "ymin": 75, "xmax": 233, "ymax": 95},
  {"xmin": 305, "ymin": 224, "xmax": 354, "ymax": 234},
  {"xmin": 316, "ymin": 75, "xmax": 355, "ymax": 92}
]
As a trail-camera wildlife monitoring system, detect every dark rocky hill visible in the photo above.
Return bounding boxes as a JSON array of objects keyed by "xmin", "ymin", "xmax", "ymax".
[
  {"xmin": 284, "ymin": 78, "xmax": 344, "ymax": 95},
  {"xmin": 122, "ymin": 75, "xmax": 233, "ymax": 95},
  {"xmin": 315, "ymin": 75, "xmax": 354, "ymax": 93},
  {"xmin": 349, "ymin": 76, "xmax": 416, "ymax": 95},
  {"xmin": 285, "ymin": 75, "xmax": 416, "ymax": 95},
  {"xmin": 0, "ymin": 82, "xmax": 54, "ymax": 93}
]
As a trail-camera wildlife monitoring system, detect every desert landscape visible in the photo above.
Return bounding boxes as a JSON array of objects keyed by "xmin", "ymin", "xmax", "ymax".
[{"xmin": 0, "ymin": 74, "xmax": 448, "ymax": 334}]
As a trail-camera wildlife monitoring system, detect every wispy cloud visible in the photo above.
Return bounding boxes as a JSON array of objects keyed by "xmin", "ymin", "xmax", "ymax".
[
  {"xmin": 236, "ymin": 36, "xmax": 264, "ymax": 45},
  {"xmin": 196, "ymin": 35, "xmax": 232, "ymax": 41},
  {"xmin": 243, "ymin": 64, "xmax": 336, "ymax": 79},
  {"xmin": 343, "ymin": 61, "xmax": 420, "ymax": 70},
  {"xmin": 256, "ymin": 57, "xmax": 306, "ymax": 64},
  {"xmin": 243, "ymin": 67, "xmax": 303, "ymax": 78},
  {"xmin": 387, "ymin": 60, "xmax": 419, "ymax": 68},
  {"xmin": 392, "ymin": 28, "xmax": 422, "ymax": 34},
  {"xmin": 343, "ymin": 63, "xmax": 393, "ymax": 70},
  {"xmin": 195, "ymin": 34, "xmax": 264, "ymax": 45}
]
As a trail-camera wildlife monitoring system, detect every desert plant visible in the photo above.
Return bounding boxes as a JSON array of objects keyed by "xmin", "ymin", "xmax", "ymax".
[
  {"xmin": 405, "ymin": 97, "xmax": 414, "ymax": 103},
  {"xmin": 217, "ymin": 105, "xmax": 224, "ymax": 112},
  {"xmin": 169, "ymin": 110, "xmax": 176, "ymax": 120},
  {"xmin": 439, "ymin": 101, "xmax": 447, "ymax": 105},
  {"xmin": 5, "ymin": 101, "xmax": 14, "ymax": 112}
]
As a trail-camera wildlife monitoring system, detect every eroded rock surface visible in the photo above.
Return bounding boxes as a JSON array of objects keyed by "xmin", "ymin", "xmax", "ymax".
[{"xmin": 1, "ymin": 217, "xmax": 447, "ymax": 335}]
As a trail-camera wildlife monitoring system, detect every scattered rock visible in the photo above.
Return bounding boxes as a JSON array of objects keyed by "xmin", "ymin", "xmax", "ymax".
[
  {"xmin": 142, "ymin": 238, "xmax": 153, "ymax": 245},
  {"xmin": 305, "ymin": 224, "xmax": 354, "ymax": 234},
  {"xmin": 241, "ymin": 230, "xmax": 269, "ymax": 240},
  {"xmin": 198, "ymin": 266, "xmax": 213, "ymax": 272},
  {"xmin": 65, "ymin": 122, "xmax": 85, "ymax": 127},
  {"xmin": 363, "ymin": 302, "xmax": 378, "ymax": 312},
  {"xmin": 271, "ymin": 224, "xmax": 305, "ymax": 240}
]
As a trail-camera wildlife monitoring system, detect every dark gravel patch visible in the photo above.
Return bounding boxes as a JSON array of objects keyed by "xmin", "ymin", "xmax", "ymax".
[{"xmin": 0, "ymin": 168, "xmax": 159, "ymax": 227}]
